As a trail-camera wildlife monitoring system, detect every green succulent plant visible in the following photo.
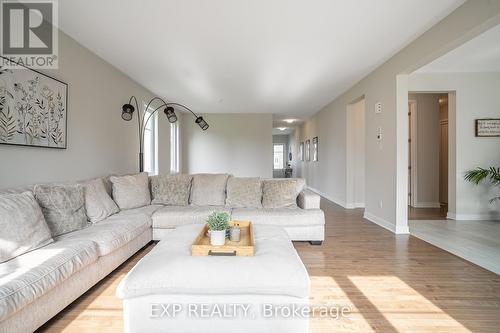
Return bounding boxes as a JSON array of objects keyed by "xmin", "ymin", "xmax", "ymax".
[
  {"xmin": 207, "ymin": 211, "xmax": 230, "ymax": 231},
  {"xmin": 464, "ymin": 167, "xmax": 500, "ymax": 203}
]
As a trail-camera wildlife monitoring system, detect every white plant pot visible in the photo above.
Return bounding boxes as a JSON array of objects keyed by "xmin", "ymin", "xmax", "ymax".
[{"xmin": 210, "ymin": 230, "xmax": 226, "ymax": 246}]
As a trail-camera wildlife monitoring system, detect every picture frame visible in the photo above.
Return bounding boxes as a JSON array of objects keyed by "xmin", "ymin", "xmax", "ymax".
[
  {"xmin": 475, "ymin": 119, "xmax": 500, "ymax": 137},
  {"xmin": 0, "ymin": 57, "xmax": 68, "ymax": 149},
  {"xmin": 305, "ymin": 139, "xmax": 310, "ymax": 161},
  {"xmin": 299, "ymin": 142, "xmax": 304, "ymax": 161},
  {"xmin": 312, "ymin": 136, "xmax": 318, "ymax": 161}
]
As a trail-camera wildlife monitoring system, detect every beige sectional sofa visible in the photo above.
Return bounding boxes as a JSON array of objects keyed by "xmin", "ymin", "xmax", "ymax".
[{"xmin": 0, "ymin": 173, "xmax": 324, "ymax": 332}]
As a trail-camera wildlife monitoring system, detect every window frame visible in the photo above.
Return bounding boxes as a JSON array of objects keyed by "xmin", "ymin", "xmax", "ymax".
[
  {"xmin": 170, "ymin": 120, "xmax": 180, "ymax": 174},
  {"xmin": 143, "ymin": 105, "xmax": 158, "ymax": 175},
  {"xmin": 273, "ymin": 143, "xmax": 285, "ymax": 170}
]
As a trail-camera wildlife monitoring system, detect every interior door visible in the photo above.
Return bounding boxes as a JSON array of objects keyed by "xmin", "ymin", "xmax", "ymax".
[{"xmin": 408, "ymin": 103, "xmax": 412, "ymax": 204}]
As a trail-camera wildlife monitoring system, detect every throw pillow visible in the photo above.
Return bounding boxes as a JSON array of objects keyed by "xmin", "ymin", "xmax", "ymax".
[
  {"xmin": 0, "ymin": 191, "xmax": 54, "ymax": 263},
  {"xmin": 110, "ymin": 172, "xmax": 151, "ymax": 209},
  {"xmin": 84, "ymin": 178, "xmax": 119, "ymax": 223},
  {"xmin": 226, "ymin": 177, "xmax": 262, "ymax": 208},
  {"xmin": 151, "ymin": 174, "xmax": 192, "ymax": 206},
  {"xmin": 190, "ymin": 174, "xmax": 229, "ymax": 206},
  {"xmin": 262, "ymin": 179, "xmax": 298, "ymax": 208},
  {"xmin": 33, "ymin": 184, "xmax": 88, "ymax": 237}
]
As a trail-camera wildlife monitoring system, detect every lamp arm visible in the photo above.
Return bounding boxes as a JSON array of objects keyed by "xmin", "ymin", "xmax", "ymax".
[
  {"xmin": 128, "ymin": 96, "xmax": 142, "ymax": 153},
  {"xmin": 165, "ymin": 102, "xmax": 200, "ymax": 119},
  {"xmin": 141, "ymin": 103, "xmax": 167, "ymax": 141},
  {"xmin": 144, "ymin": 97, "xmax": 169, "ymax": 118}
]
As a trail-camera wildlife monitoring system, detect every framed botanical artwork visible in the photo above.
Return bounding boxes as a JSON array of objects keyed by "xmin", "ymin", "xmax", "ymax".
[
  {"xmin": 0, "ymin": 57, "xmax": 68, "ymax": 149},
  {"xmin": 299, "ymin": 142, "xmax": 304, "ymax": 161},
  {"xmin": 312, "ymin": 136, "xmax": 318, "ymax": 161},
  {"xmin": 305, "ymin": 139, "xmax": 310, "ymax": 161}
]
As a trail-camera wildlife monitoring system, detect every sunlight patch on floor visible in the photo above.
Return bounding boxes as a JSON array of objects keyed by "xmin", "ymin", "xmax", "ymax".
[
  {"xmin": 309, "ymin": 276, "xmax": 375, "ymax": 332},
  {"xmin": 347, "ymin": 276, "xmax": 472, "ymax": 333}
]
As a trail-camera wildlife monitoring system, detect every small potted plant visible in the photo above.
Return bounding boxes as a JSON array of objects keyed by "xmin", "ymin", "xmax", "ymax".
[{"xmin": 207, "ymin": 212, "xmax": 230, "ymax": 246}]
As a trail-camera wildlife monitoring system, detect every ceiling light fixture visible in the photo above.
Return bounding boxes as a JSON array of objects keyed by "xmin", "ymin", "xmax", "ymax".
[
  {"xmin": 284, "ymin": 119, "xmax": 295, "ymax": 124},
  {"xmin": 278, "ymin": 127, "xmax": 286, "ymax": 131}
]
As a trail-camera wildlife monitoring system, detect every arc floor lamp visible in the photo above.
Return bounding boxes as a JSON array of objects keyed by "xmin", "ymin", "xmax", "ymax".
[{"xmin": 121, "ymin": 96, "xmax": 209, "ymax": 172}]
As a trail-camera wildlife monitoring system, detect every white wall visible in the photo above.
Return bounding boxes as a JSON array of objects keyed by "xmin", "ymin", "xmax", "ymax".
[
  {"xmin": 181, "ymin": 113, "xmax": 272, "ymax": 177},
  {"xmin": 0, "ymin": 31, "xmax": 163, "ymax": 189},
  {"xmin": 346, "ymin": 99, "xmax": 365, "ymax": 208},
  {"xmin": 409, "ymin": 72, "xmax": 500, "ymax": 220},
  {"xmin": 296, "ymin": 2, "xmax": 500, "ymax": 233},
  {"xmin": 296, "ymin": 108, "xmax": 346, "ymax": 205},
  {"xmin": 409, "ymin": 93, "xmax": 441, "ymax": 207}
]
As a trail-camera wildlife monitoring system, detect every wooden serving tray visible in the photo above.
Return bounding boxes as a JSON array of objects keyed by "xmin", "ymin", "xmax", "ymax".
[{"xmin": 191, "ymin": 221, "xmax": 254, "ymax": 256}]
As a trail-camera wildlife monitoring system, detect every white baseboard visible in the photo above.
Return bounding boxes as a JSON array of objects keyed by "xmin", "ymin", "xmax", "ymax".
[
  {"xmin": 307, "ymin": 186, "xmax": 347, "ymax": 208},
  {"xmin": 345, "ymin": 202, "xmax": 365, "ymax": 209},
  {"xmin": 447, "ymin": 212, "xmax": 500, "ymax": 221},
  {"xmin": 412, "ymin": 202, "xmax": 441, "ymax": 208},
  {"xmin": 363, "ymin": 212, "xmax": 410, "ymax": 234}
]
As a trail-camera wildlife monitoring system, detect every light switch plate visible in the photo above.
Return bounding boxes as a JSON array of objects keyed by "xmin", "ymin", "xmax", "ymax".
[{"xmin": 377, "ymin": 127, "xmax": 382, "ymax": 141}]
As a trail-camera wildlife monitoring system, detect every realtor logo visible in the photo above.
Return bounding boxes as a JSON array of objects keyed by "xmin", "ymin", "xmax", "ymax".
[{"xmin": 1, "ymin": 0, "xmax": 58, "ymax": 68}]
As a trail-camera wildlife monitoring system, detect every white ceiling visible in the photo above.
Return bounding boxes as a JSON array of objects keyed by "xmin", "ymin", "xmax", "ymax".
[
  {"xmin": 59, "ymin": 0, "xmax": 464, "ymax": 116},
  {"xmin": 417, "ymin": 23, "xmax": 500, "ymax": 73}
]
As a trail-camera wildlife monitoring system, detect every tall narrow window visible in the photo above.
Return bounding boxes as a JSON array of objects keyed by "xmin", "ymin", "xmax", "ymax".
[
  {"xmin": 170, "ymin": 121, "xmax": 179, "ymax": 173},
  {"xmin": 273, "ymin": 144, "xmax": 284, "ymax": 169},
  {"xmin": 143, "ymin": 107, "xmax": 158, "ymax": 175}
]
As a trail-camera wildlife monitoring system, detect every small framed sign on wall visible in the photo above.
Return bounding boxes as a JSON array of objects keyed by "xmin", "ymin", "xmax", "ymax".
[{"xmin": 475, "ymin": 119, "xmax": 500, "ymax": 137}]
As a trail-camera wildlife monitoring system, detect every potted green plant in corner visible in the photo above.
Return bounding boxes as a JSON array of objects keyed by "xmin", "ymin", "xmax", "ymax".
[
  {"xmin": 207, "ymin": 212, "xmax": 230, "ymax": 246},
  {"xmin": 464, "ymin": 167, "xmax": 500, "ymax": 203}
]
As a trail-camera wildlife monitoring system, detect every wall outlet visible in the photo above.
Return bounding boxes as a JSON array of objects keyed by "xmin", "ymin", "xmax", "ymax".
[{"xmin": 375, "ymin": 102, "xmax": 382, "ymax": 114}]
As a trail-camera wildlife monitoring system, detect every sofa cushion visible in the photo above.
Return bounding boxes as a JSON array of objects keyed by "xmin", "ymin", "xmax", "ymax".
[
  {"xmin": 110, "ymin": 173, "xmax": 151, "ymax": 210},
  {"xmin": 0, "ymin": 192, "xmax": 53, "ymax": 263},
  {"xmin": 0, "ymin": 238, "xmax": 98, "ymax": 321},
  {"xmin": 119, "ymin": 204, "xmax": 164, "ymax": 221},
  {"xmin": 189, "ymin": 174, "xmax": 229, "ymax": 206},
  {"xmin": 226, "ymin": 177, "xmax": 262, "ymax": 208},
  {"xmin": 152, "ymin": 205, "xmax": 232, "ymax": 229},
  {"xmin": 56, "ymin": 209, "xmax": 155, "ymax": 256},
  {"xmin": 231, "ymin": 208, "xmax": 325, "ymax": 227},
  {"xmin": 84, "ymin": 178, "xmax": 119, "ymax": 223},
  {"xmin": 34, "ymin": 184, "xmax": 88, "ymax": 237},
  {"xmin": 262, "ymin": 179, "xmax": 298, "ymax": 208},
  {"xmin": 151, "ymin": 174, "xmax": 192, "ymax": 206},
  {"xmin": 263, "ymin": 178, "xmax": 306, "ymax": 196}
]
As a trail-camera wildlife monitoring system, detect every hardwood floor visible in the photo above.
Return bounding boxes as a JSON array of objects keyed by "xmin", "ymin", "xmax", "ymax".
[{"xmin": 38, "ymin": 199, "xmax": 500, "ymax": 333}]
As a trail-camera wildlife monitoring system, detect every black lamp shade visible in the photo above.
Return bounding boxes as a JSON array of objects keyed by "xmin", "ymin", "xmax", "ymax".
[
  {"xmin": 164, "ymin": 106, "xmax": 177, "ymax": 123},
  {"xmin": 121, "ymin": 104, "xmax": 135, "ymax": 121},
  {"xmin": 195, "ymin": 116, "xmax": 209, "ymax": 130}
]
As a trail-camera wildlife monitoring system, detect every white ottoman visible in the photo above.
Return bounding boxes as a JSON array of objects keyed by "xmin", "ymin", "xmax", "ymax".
[{"xmin": 116, "ymin": 224, "xmax": 310, "ymax": 333}]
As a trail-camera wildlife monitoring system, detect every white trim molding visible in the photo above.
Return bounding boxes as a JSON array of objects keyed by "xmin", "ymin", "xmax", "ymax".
[
  {"xmin": 307, "ymin": 186, "xmax": 347, "ymax": 208},
  {"xmin": 364, "ymin": 211, "xmax": 410, "ymax": 234},
  {"xmin": 346, "ymin": 202, "xmax": 366, "ymax": 209},
  {"xmin": 412, "ymin": 202, "xmax": 442, "ymax": 208}
]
